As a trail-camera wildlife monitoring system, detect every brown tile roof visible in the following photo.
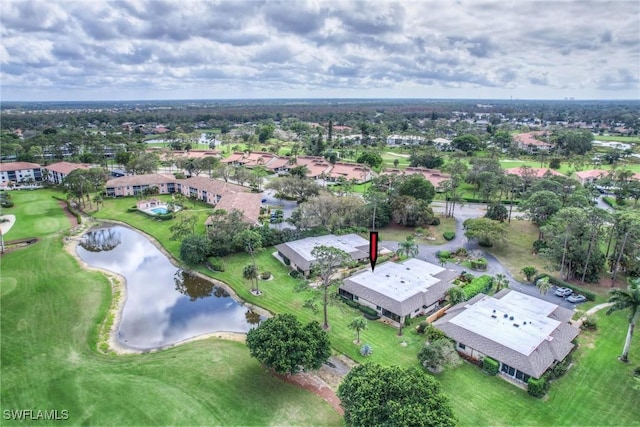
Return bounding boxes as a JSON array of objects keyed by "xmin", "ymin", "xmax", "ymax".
[
  {"xmin": 44, "ymin": 162, "xmax": 91, "ymax": 175},
  {"xmin": 504, "ymin": 167, "xmax": 565, "ymax": 178},
  {"xmin": 292, "ymin": 156, "xmax": 332, "ymax": 178},
  {"xmin": 327, "ymin": 162, "xmax": 372, "ymax": 181},
  {"xmin": 575, "ymin": 169, "xmax": 609, "ymax": 180},
  {"xmin": 515, "ymin": 131, "xmax": 553, "ymax": 147},
  {"xmin": 180, "ymin": 176, "xmax": 249, "ymax": 195},
  {"xmin": 0, "ymin": 162, "xmax": 42, "ymax": 172},
  {"xmin": 383, "ymin": 167, "xmax": 451, "ymax": 187},
  {"xmin": 209, "ymin": 192, "xmax": 263, "ymax": 224},
  {"xmin": 106, "ymin": 174, "xmax": 177, "ymax": 187},
  {"xmin": 265, "ymin": 157, "xmax": 291, "ymax": 170},
  {"xmin": 221, "ymin": 152, "xmax": 247, "ymax": 163}
]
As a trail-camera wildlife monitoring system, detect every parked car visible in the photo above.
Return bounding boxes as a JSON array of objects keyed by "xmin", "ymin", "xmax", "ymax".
[
  {"xmin": 567, "ymin": 294, "xmax": 587, "ymax": 304},
  {"xmin": 554, "ymin": 287, "xmax": 573, "ymax": 297}
]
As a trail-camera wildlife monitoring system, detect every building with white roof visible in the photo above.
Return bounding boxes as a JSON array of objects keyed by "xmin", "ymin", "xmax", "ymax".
[
  {"xmin": 339, "ymin": 258, "xmax": 457, "ymax": 324},
  {"xmin": 434, "ymin": 289, "xmax": 579, "ymax": 382},
  {"xmin": 275, "ymin": 234, "xmax": 371, "ymax": 276}
]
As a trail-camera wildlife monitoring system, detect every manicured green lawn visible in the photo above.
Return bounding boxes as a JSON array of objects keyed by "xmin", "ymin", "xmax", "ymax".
[
  {"xmin": 0, "ymin": 190, "xmax": 342, "ymax": 426},
  {"xmin": 201, "ymin": 250, "xmax": 425, "ymax": 367},
  {"xmin": 438, "ymin": 311, "xmax": 640, "ymax": 426},
  {"xmin": 595, "ymin": 135, "xmax": 640, "ymax": 143}
]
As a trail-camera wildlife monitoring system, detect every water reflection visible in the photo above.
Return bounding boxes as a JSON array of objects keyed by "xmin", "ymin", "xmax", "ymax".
[
  {"xmin": 76, "ymin": 225, "xmax": 262, "ymax": 350},
  {"xmin": 79, "ymin": 228, "xmax": 122, "ymax": 252},
  {"xmin": 174, "ymin": 270, "xmax": 230, "ymax": 301}
]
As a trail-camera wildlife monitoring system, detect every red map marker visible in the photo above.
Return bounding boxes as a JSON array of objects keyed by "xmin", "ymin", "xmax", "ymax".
[{"xmin": 369, "ymin": 231, "xmax": 378, "ymax": 272}]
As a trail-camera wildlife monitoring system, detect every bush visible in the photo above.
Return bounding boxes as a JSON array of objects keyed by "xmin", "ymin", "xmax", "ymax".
[
  {"xmin": 340, "ymin": 297, "xmax": 380, "ymax": 319},
  {"xmin": 174, "ymin": 173, "xmax": 186, "ymax": 179},
  {"xmin": 360, "ymin": 344, "xmax": 373, "ymax": 356},
  {"xmin": 1, "ymin": 200, "xmax": 14, "ymax": 208},
  {"xmin": 208, "ymin": 257, "xmax": 226, "ymax": 272},
  {"xmin": 443, "ymin": 231, "xmax": 456, "ymax": 241},
  {"xmin": 453, "ymin": 247, "xmax": 468, "ymax": 256},
  {"xmin": 581, "ymin": 315, "xmax": 597, "ymax": 330},
  {"xmin": 527, "ymin": 377, "xmax": 549, "ymax": 398},
  {"xmin": 429, "ymin": 217, "xmax": 440, "ymax": 226},
  {"xmin": 289, "ymin": 270, "xmax": 300, "ymax": 278},
  {"xmin": 482, "ymin": 357, "xmax": 499, "ymax": 375},
  {"xmin": 532, "ymin": 239, "xmax": 548, "ymax": 253},
  {"xmin": 470, "ymin": 258, "xmax": 487, "ymax": 270},
  {"xmin": 633, "ymin": 367, "xmax": 640, "ymax": 378},
  {"xmin": 128, "ymin": 206, "xmax": 138, "ymax": 212},
  {"xmin": 462, "ymin": 275, "xmax": 493, "ymax": 300},
  {"xmin": 261, "ymin": 271, "xmax": 272, "ymax": 280},
  {"xmin": 547, "ymin": 355, "xmax": 572, "ymax": 381},
  {"xmin": 424, "ymin": 324, "xmax": 446, "ymax": 343},
  {"xmin": 438, "ymin": 250, "xmax": 452, "ymax": 259},
  {"xmin": 416, "ymin": 321, "xmax": 429, "ymax": 334},
  {"xmin": 533, "ymin": 274, "xmax": 597, "ymax": 301}
]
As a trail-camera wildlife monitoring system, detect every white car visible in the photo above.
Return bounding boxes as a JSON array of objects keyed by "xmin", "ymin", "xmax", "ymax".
[{"xmin": 554, "ymin": 287, "xmax": 573, "ymax": 297}]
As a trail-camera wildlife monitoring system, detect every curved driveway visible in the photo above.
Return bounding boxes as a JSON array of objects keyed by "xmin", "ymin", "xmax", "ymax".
[{"xmin": 383, "ymin": 202, "xmax": 580, "ymax": 309}]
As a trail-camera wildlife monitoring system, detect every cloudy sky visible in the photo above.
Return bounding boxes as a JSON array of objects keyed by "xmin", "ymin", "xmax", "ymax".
[{"xmin": 1, "ymin": 0, "xmax": 639, "ymax": 101}]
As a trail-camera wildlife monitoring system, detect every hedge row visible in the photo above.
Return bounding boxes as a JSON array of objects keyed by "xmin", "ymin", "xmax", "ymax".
[
  {"xmin": 482, "ymin": 357, "xmax": 499, "ymax": 375},
  {"xmin": 527, "ymin": 377, "xmax": 549, "ymax": 398},
  {"xmin": 462, "ymin": 275, "xmax": 493, "ymax": 300},
  {"xmin": 341, "ymin": 297, "xmax": 380, "ymax": 319},
  {"xmin": 533, "ymin": 274, "xmax": 597, "ymax": 301}
]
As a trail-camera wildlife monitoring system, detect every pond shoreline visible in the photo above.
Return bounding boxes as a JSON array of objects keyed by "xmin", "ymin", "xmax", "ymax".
[{"xmin": 65, "ymin": 217, "xmax": 269, "ymax": 355}]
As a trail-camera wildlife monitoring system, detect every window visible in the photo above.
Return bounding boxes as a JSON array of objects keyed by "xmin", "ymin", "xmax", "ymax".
[{"xmin": 458, "ymin": 343, "xmax": 466, "ymax": 350}]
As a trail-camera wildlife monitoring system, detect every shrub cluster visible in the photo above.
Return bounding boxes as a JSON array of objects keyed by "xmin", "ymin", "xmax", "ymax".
[
  {"xmin": 207, "ymin": 257, "xmax": 226, "ymax": 272},
  {"xmin": 341, "ymin": 298, "xmax": 380, "ymax": 319},
  {"xmin": 443, "ymin": 231, "xmax": 456, "ymax": 241},
  {"xmin": 546, "ymin": 355, "xmax": 572, "ymax": 381},
  {"xmin": 527, "ymin": 377, "xmax": 549, "ymax": 398},
  {"xmin": 482, "ymin": 357, "xmax": 499, "ymax": 375},
  {"xmin": 261, "ymin": 271, "xmax": 272, "ymax": 280},
  {"xmin": 470, "ymin": 258, "xmax": 487, "ymax": 270},
  {"xmin": 438, "ymin": 250, "xmax": 452, "ymax": 259},
  {"xmin": 533, "ymin": 274, "xmax": 596, "ymax": 301},
  {"xmin": 462, "ymin": 275, "xmax": 493, "ymax": 300},
  {"xmin": 581, "ymin": 315, "xmax": 597, "ymax": 330},
  {"xmin": 1, "ymin": 200, "xmax": 14, "ymax": 208},
  {"xmin": 289, "ymin": 270, "xmax": 300, "ymax": 278}
]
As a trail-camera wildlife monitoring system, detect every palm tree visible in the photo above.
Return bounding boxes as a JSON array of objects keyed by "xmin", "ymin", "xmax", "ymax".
[
  {"xmin": 242, "ymin": 264, "xmax": 258, "ymax": 291},
  {"xmin": 493, "ymin": 273, "xmax": 510, "ymax": 292},
  {"xmin": 93, "ymin": 194, "xmax": 103, "ymax": 211},
  {"xmin": 396, "ymin": 236, "xmax": 419, "ymax": 259},
  {"xmin": 536, "ymin": 276, "xmax": 552, "ymax": 295},
  {"xmin": 348, "ymin": 317, "xmax": 368, "ymax": 344},
  {"xmin": 606, "ymin": 279, "xmax": 640, "ymax": 363}
]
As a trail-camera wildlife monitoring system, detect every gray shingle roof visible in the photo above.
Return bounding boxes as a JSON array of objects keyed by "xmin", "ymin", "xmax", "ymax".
[
  {"xmin": 275, "ymin": 234, "xmax": 370, "ymax": 273},
  {"xmin": 434, "ymin": 290, "xmax": 579, "ymax": 378}
]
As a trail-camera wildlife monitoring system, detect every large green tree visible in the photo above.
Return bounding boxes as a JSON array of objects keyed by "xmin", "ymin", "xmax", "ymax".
[
  {"xmin": 179, "ymin": 234, "xmax": 211, "ymax": 265},
  {"xmin": 606, "ymin": 278, "xmax": 640, "ymax": 363},
  {"xmin": 311, "ymin": 245, "xmax": 351, "ymax": 329},
  {"xmin": 245, "ymin": 314, "xmax": 331, "ymax": 374},
  {"xmin": 337, "ymin": 363, "xmax": 456, "ymax": 427},
  {"xmin": 463, "ymin": 218, "xmax": 508, "ymax": 247},
  {"xmin": 397, "ymin": 174, "xmax": 435, "ymax": 204}
]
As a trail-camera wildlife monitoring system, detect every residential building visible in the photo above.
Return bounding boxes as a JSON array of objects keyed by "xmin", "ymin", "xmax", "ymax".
[
  {"xmin": 504, "ymin": 167, "xmax": 565, "ymax": 179},
  {"xmin": 105, "ymin": 174, "xmax": 179, "ymax": 197},
  {"xmin": 326, "ymin": 162, "xmax": 373, "ymax": 184},
  {"xmin": 383, "ymin": 167, "xmax": 451, "ymax": 188},
  {"xmin": 339, "ymin": 258, "xmax": 457, "ymax": 324},
  {"xmin": 105, "ymin": 174, "xmax": 262, "ymax": 224},
  {"xmin": 0, "ymin": 162, "xmax": 43, "ymax": 184},
  {"xmin": 275, "ymin": 234, "xmax": 370, "ymax": 277},
  {"xmin": 289, "ymin": 156, "xmax": 333, "ymax": 178},
  {"xmin": 433, "ymin": 137, "xmax": 453, "ymax": 151},
  {"xmin": 43, "ymin": 162, "xmax": 92, "ymax": 184},
  {"xmin": 574, "ymin": 169, "xmax": 609, "ymax": 185},
  {"xmin": 434, "ymin": 289, "xmax": 579, "ymax": 382},
  {"xmin": 205, "ymin": 191, "xmax": 263, "ymax": 225},
  {"xmin": 515, "ymin": 132, "xmax": 553, "ymax": 153},
  {"xmin": 386, "ymin": 134, "xmax": 426, "ymax": 146}
]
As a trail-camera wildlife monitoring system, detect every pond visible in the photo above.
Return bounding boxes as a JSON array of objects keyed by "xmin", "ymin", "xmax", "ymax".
[{"xmin": 77, "ymin": 225, "xmax": 262, "ymax": 350}]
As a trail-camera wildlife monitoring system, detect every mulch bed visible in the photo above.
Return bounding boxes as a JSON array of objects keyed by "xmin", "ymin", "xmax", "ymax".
[
  {"xmin": 57, "ymin": 201, "xmax": 79, "ymax": 228},
  {"xmin": 274, "ymin": 371, "xmax": 344, "ymax": 416}
]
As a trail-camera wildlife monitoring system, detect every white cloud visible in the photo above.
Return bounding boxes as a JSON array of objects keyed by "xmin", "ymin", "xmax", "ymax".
[{"xmin": 1, "ymin": 0, "xmax": 638, "ymax": 100}]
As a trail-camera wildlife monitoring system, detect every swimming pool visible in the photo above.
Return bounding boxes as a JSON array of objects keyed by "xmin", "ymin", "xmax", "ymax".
[{"xmin": 150, "ymin": 207, "xmax": 169, "ymax": 215}]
